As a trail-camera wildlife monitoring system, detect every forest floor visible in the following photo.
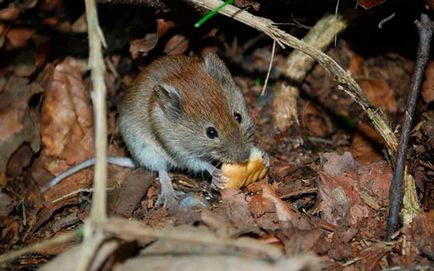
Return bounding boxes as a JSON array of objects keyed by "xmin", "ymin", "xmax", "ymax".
[{"xmin": 0, "ymin": 0, "xmax": 433, "ymax": 270}]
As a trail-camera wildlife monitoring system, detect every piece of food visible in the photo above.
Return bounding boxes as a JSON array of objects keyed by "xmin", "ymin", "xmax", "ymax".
[{"xmin": 221, "ymin": 147, "xmax": 269, "ymax": 189}]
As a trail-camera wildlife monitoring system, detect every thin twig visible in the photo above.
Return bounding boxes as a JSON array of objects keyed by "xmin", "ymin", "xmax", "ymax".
[
  {"xmin": 85, "ymin": 0, "xmax": 108, "ymax": 221},
  {"xmin": 260, "ymin": 40, "xmax": 276, "ymax": 96},
  {"xmin": 104, "ymin": 217, "xmax": 283, "ymax": 261},
  {"xmin": 386, "ymin": 14, "xmax": 432, "ymax": 241},
  {"xmin": 76, "ymin": 0, "xmax": 110, "ymax": 269},
  {"xmin": 0, "ymin": 232, "xmax": 77, "ymax": 264}
]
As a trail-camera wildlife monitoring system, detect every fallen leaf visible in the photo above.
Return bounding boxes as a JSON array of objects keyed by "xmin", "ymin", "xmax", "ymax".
[
  {"xmin": 6, "ymin": 144, "xmax": 33, "ymax": 178},
  {"xmin": 6, "ymin": 27, "xmax": 36, "ymax": 48},
  {"xmin": 0, "ymin": 191, "xmax": 15, "ymax": 217},
  {"xmin": 35, "ymin": 57, "xmax": 94, "ymax": 204},
  {"xmin": 108, "ymin": 169, "xmax": 153, "ymax": 217},
  {"xmin": 0, "ymin": 76, "xmax": 42, "ymax": 186},
  {"xmin": 351, "ymin": 131, "xmax": 384, "ymax": 165},
  {"xmin": 261, "ymin": 183, "xmax": 296, "ymax": 222},
  {"xmin": 404, "ymin": 210, "xmax": 434, "ymax": 261},
  {"xmin": 318, "ymin": 152, "xmax": 391, "ymax": 226},
  {"xmin": 156, "ymin": 19, "xmax": 175, "ymax": 37},
  {"xmin": 0, "ymin": 5, "xmax": 20, "ymax": 20},
  {"xmin": 360, "ymin": 242, "xmax": 392, "ymax": 271},
  {"xmin": 129, "ymin": 33, "xmax": 158, "ymax": 59},
  {"xmin": 357, "ymin": 0, "xmax": 386, "ymax": 9},
  {"xmin": 302, "ymin": 102, "xmax": 333, "ymax": 137},
  {"xmin": 360, "ymin": 79, "xmax": 397, "ymax": 113}
]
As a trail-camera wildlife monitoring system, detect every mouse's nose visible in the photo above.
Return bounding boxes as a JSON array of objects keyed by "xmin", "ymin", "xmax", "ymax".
[{"xmin": 230, "ymin": 148, "xmax": 250, "ymax": 163}]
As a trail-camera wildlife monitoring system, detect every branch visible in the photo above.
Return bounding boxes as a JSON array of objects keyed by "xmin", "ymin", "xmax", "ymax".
[
  {"xmin": 85, "ymin": 0, "xmax": 108, "ymax": 222},
  {"xmin": 386, "ymin": 14, "xmax": 432, "ymax": 241}
]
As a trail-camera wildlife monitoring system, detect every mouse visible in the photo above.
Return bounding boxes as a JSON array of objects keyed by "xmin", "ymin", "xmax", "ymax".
[{"xmin": 118, "ymin": 53, "xmax": 256, "ymax": 207}]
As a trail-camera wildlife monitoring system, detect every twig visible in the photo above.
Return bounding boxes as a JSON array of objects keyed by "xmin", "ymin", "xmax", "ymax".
[
  {"xmin": 189, "ymin": 0, "xmax": 398, "ymax": 155},
  {"xmin": 104, "ymin": 217, "xmax": 283, "ymax": 261},
  {"xmin": 280, "ymin": 187, "xmax": 318, "ymax": 200},
  {"xmin": 260, "ymin": 40, "xmax": 276, "ymax": 96},
  {"xmin": 0, "ymin": 232, "xmax": 77, "ymax": 264},
  {"xmin": 283, "ymin": 12, "xmax": 349, "ymax": 83},
  {"xmin": 76, "ymin": 0, "xmax": 110, "ymax": 269},
  {"xmin": 76, "ymin": 223, "xmax": 106, "ymax": 271},
  {"xmin": 85, "ymin": 0, "xmax": 108, "ymax": 222},
  {"xmin": 386, "ymin": 14, "xmax": 432, "ymax": 241}
]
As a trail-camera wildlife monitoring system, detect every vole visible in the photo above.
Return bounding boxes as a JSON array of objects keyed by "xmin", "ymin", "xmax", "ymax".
[
  {"xmin": 118, "ymin": 53, "xmax": 255, "ymax": 207},
  {"xmin": 44, "ymin": 53, "xmax": 258, "ymax": 208}
]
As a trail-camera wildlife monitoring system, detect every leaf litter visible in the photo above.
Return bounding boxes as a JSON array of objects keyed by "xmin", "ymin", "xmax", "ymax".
[{"xmin": 0, "ymin": 1, "xmax": 432, "ymax": 271}]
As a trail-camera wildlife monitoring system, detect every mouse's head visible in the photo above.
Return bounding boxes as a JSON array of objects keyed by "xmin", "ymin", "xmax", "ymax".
[{"xmin": 151, "ymin": 53, "xmax": 255, "ymax": 164}]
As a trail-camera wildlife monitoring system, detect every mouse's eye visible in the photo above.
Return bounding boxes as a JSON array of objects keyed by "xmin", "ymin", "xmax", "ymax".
[
  {"xmin": 206, "ymin": 127, "xmax": 219, "ymax": 139},
  {"xmin": 234, "ymin": 112, "xmax": 242, "ymax": 123}
]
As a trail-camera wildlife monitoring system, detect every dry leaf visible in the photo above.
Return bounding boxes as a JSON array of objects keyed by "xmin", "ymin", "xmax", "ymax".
[
  {"xmin": 360, "ymin": 79, "xmax": 397, "ymax": 113},
  {"xmin": 0, "ymin": 76, "xmax": 41, "ymax": 186},
  {"xmin": 129, "ymin": 33, "xmax": 158, "ymax": 59},
  {"xmin": 302, "ymin": 102, "xmax": 333, "ymax": 137},
  {"xmin": 357, "ymin": 0, "xmax": 386, "ymax": 9},
  {"xmin": 6, "ymin": 27, "xmax": 35, "ymax": 48},
  {"xmin": 36, "ymin": 57, "xmax": 94, "ymax": 203},
  {"xmin": 156, "ymin": 19, "xmax": 175, "ymax": 37},
  {"xmin": 0, "ymin": 6, "xmax": 20, "ymax": 20},
  {"xmin": 350, "ymin": 131, "xmax": 384, "ymax": 165}
]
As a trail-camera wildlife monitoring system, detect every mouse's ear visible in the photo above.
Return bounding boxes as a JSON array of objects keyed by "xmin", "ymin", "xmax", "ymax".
[
  {"xmin": 203, "ymin": 53, "xmax": 232, "ymax": 86},
  {"xmin": 153, "ymin": 83, "xmax": 181, "ymax": 119}
]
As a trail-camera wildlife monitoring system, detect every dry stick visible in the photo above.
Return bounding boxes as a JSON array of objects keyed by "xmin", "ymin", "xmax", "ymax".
[
  {"xmin": 283, "ymin": 12, "xmax": 348, "ymax": 82},
  {"xmin": 386, "ymin": 14, "xmax": 432, "ymax": 241},
  {"xmin": 0, "ymin": 232, "xmax": 77, "ymax": 264},
  {"xmin": 104, "ymin": 217, "xmax": 283, "ymax": 261},
  {"xmin": 189, "ymin": 0, "xmax": 398, "ymax": 155},
  {"xmin": 275, "ymin": 12, "xmax": 349, "ymax": 132},
  {"xmin": 260, "ymin": 40, "xmax": 276, "ymax": 95},
  {"xmin": 76, "ymin": 0, "xmax": 109, "ymax": 269},
  {"xmin": 86, "ymin": 0, "xmax": 108, "ymax": 222}
]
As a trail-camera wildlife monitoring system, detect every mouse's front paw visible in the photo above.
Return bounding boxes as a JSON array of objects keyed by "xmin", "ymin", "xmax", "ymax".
[{"xmin": 210, "ymin": 168, "xmax": 230, "ymax": 191}]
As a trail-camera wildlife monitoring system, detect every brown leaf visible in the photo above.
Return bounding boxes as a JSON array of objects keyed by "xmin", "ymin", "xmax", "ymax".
[
  {"xmin": 0, "ymin": 76, "xmax": 42, "ymax": 186},
  {"xmin": 156, "ymin": 19, "xmax": 175, "ymax": 37},
  {"xmin": 302, "ymin": 102, "xmax": 333, "ymax": 137},
  {"xmin": 129, "ymin": 33, "xmax": 158, "ymax": 59},
  {"xmin": 0, "ymin": 6, "xmax": 20, "ymax": 20},
  {"xmin": 360, "ymin": 242, "xmax": 392, "ymax": 271},
  {"xmin": 164, "ymin": 35, "xmax": 189, "ymax": 55},
  {"xmin": 348, "ymin": 52, "xmax": 365, "ymax": 76},
  {"xmin": 351, "ymin": 131, "xmax": 384, "ymax": 165},
  {"xmin": 6, "ymin": 27, "xmax": 36, "ymax": 48},
  {"xmin": 0, "ymin": 191, "xmax": 16, "ymax": 217},
  {"xmin": 404, "ymin": 210, "xmax": 434, "ymax": 261},
  {"xmin": 318, "ymin": 152, "xmax": 392, "ymax": 226},
  {"xmin": 421, "ymin": 61, "xmax": 434, "ymax": 104},
  {"xmin": 6, "ymin": 144, "xmax": 33, "ymax": 178},
  {"xmin": 109, "ymin": 169, "xmax": 153, "ymax": 218},
  {"xmin": 219, "ymin": 189, "xmax": 256, "ymax": 232},
  {"xmin": 360, "ymin": 79, "xmax": 397, "ymax": 113},
  {"xmin": 36, "ymin": 57, "xmax": 94, "ymax": 202},
  {"xmin": 261, "ymin": 183, "xmax": 297, "ymax": 222},
  {"xmin": 357, "ymin": 0, "xmax": 386, "ymax": 9}
]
